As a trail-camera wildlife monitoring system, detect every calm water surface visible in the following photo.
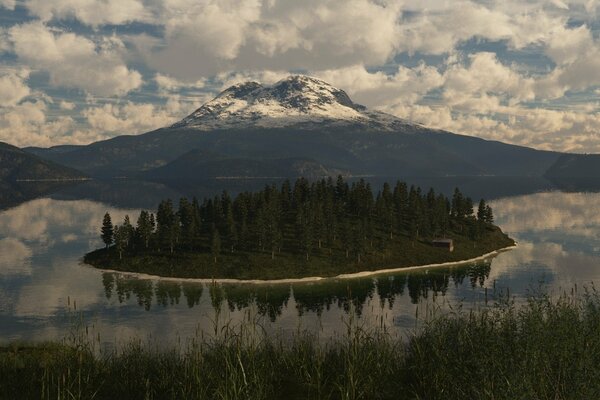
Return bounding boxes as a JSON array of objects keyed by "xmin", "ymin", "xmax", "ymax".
[{"xmin": 1, "ymin": 178, "xmax": 599, "ymax": 345}]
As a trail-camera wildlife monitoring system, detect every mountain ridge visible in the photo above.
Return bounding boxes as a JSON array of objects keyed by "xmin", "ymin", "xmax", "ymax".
[
  {"xmin": 0, "ymin": 141, "xmax": 86, "ymax": 182},
  {"xmin": 23, "ymin": 75, "xmax": 566, "ymax": 180}
]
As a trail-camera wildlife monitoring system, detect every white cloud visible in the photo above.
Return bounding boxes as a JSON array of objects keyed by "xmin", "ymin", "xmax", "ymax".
[
  {"xmin": 142, "ymin": 0, "xmax": 404, "ymax": 78},
  {"xmin": 442, "ymin": 52, "xmax": 535, "ymax": 110},
  {"xmin": 23, "ymin": 0, "xmax": 151, "ymax": 26},
  {"xmin": 0, "ymin": 28, "xmax": 10, "ymax": 53},
  {"xmin": 154, "ymin": 73, "xmax": 206, "ymax": 93},
  {"xmin": 59, "ymin": 100, "xmax": 75, "ymax": 110},
  {"xmin": 0, "ymin": 69, "xmax": 31, "ymax": 107},
  {"xmin": 315, "ymin": 64, "xmax": 444, "ymax": 107},
  {"xmin": 0, "ymin": 0, "xmax": 15, "ymax": 10},
  {"xmin": 9, "ymin": 22, "xmax": 143, "ymax": 96},
  {"xmin": 83, "ymin": 102, "xmax": 177, "ymax": 134},
  {"xmin": 0, "ymin": 99, "xmax": 77, "ymax": 147}
]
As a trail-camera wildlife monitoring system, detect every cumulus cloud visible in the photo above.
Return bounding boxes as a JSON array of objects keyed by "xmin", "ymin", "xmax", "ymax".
[
  {"xmin": 0, "ymin": 0, "xmax": 15, "ymax": 10},
  {"xmin": 9, "ymin": 22, "xmax": 143, "ymax": 96},
  {"xmin": 142, "ymin": 0, "xmax": 404, "ymax": 78},
  {"xmin": 0, "ymin": 69, "xmax": 31, "ymax": 107},
  {"xmin": 154, "ymin": 74, "xmax": 206, "ymax": 93},
  {"xmin": 0, "ymin": 99, "xmax": 77, "ymax": 147},
  {"xmin": 82, "ymin": 102, "xmax": 178, "ymax": 134},
  {"xmin": 59, "ymin": 100, "xmax": 75, "ymax": 110},
  {"xmin": 315, "ymin": 64, "xmax": 444, "ymax": 107},
  {"xmin": 3, "ymin": 0, "xmax": 600, "ymax": 152},
  {"xmin": 23, "ymin": 0, "xmax": 151, "ymax": 26}
]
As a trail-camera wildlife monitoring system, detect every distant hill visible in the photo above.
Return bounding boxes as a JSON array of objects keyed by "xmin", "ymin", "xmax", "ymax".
[
  {"xmin": 0, "ymin": 142, "xmax": 86, "ymax": 182},
  {"xmin": 26, "ymin": 75, "xmax": 562, "ymax": 179},
  {"xmin": 545, "ymin": 154, "xmax": 600, "ymax": 178},
  {"xmin": 143, "ymin": 149, "xmax": 347, "ymax": 180}
]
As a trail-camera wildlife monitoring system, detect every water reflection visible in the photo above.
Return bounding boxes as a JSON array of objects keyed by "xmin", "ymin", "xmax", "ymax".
[
  {"xmin": 98, "ymin": 261, "xmax": 492, "ymax": 321},
  {"xmin": 2, "ymin": 181, "xmax": 600, "ymax": 344}
]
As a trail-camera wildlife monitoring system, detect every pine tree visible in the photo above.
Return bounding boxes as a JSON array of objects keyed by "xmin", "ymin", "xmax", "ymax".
[
  {"xmin": 211, "ymin": 229, "xmax": 221, "ymax": 263},
  {"xmin": 114, "ymin": 225, "xmax": 127, "ymax": 260},
  {"xmin": 224, "ymin": 204, "xmax": 237, "ymax": 253},
  {"xmin": 477, "ymin": 199, "xmax": 487, "ymax": 222},
  {"xmin": 157, "ymin": 200, "xmax": 178, "ymax": 253},
  {"xmin": 122, "ymin": 215, "xmax": 134, "ymax": 249},
  {"xmin": 178, "ymin": 198, "xmax": 195, "ymax": 250},
  {"xmin": 484, "ymin": 205, "xmax": 494, "ymax": 224},
  {"xmin": 136, "ymin": 210, "xmax": 153, "ymax": 249},
  {"xmin": 101, "ymin": 212, "xmax": 114, "ymax": 248}
]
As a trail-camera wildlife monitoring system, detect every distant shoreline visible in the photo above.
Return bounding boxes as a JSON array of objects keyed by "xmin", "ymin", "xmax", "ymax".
[
  {"xmin": 85, "ymin": 244, "xmax": 517, "ymax": 285},
  {"xmin": 15, "ymin": 178, "xmax": 91, "ymax": 182}
]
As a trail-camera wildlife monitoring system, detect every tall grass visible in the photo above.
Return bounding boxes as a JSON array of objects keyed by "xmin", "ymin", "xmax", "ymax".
[{"xmin": 3, "ymin": 288, "xmax": 600, "ymax": 399}]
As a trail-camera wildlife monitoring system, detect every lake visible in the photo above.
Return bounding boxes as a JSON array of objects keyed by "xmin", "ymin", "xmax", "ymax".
[{"xmin": 1, "ymin": 177, "xmax": 599, "ymax": 346}]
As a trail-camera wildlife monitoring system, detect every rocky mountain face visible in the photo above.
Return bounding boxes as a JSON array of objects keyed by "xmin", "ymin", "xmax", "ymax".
[{"xmin": 25, "ymin": 75, "xmax": 564, "ymax": 180}]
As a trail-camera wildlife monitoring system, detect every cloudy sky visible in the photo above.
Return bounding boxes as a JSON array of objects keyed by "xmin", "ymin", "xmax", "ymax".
[{"xmin": 1, "ymin": 0, "xmax": 600, "ymax": 152}]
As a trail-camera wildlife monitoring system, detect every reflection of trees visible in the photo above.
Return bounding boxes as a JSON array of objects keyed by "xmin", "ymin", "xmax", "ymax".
[
  {"xmin": 450, "ymin": 262, "xmax": 491, "ymax": 288},
  {"xmin": 406, "ymin": 272, "xmax": 450, "ymax": 304},
  {"xmin": 102, "ymin": 273, "xmax": 114, "ymax": 299},
  {"xmin": 209, "ymin": 283, "xmax": 225, "ymax": 312},
  {"xmin": 376, "ymin": 275, "xmax": 407, "ymax": 309},
  {"xmin": 293, "ymin": 279, "xmax": 375, "ymax": 316},
  {"xmin": 130, "ymin": 280, "xmax": 153, "ymax": 311},
  {"xmin": 155, "ymin": 281, "xmax": 181, "ymax": 307},
  {"xmin": 182, "ymin": 283, "xmax": 203, "ymax": 308},
  {"xmin": 253, "ymin": 285, "xmax": 290, "ymax": 322},
  {"xmin": 221, "ymin": 284, "xmax": 291, "ymax": 322},
  {"xmin": 100, "ymin": 262, "xmax": 493, "ymax": 316},
  {"xmin": 223, "ymin": 285, "xmax": 254, "ymax": 312}
]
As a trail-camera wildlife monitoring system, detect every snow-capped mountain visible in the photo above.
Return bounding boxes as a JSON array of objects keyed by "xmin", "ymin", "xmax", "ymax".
[
  {"xmin": 172, "ymin": 75, "xmax": 417, "ymax": 131},
  {"xmin": 25, "ymin": 75, "xmax": 563, "ymax": 180}
]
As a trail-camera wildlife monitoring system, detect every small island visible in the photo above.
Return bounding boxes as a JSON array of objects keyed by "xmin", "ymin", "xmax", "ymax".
[{"xmin": 84, "ymin": 177, "xmax": 515, "ymax": 280}]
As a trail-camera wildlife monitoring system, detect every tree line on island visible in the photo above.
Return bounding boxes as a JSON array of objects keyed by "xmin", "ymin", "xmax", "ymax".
[{"xmin": 99, "ymin": 176, "xmax": 495, "ymax": 263}]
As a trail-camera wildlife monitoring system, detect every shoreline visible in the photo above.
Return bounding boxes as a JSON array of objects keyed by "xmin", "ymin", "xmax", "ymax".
[{"xmin": 84, "ymin": 243, "xmax": 517, "ymax": 285}]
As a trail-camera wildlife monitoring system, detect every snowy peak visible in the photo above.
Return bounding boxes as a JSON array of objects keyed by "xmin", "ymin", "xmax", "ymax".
[{"xmin": 172, "ymin": 75, "xmax": 415, "ymax": 131}]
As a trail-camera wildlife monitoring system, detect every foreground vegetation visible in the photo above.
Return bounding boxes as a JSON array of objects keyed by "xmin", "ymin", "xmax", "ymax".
[
  {"xmin": 3, "ymin": 290, "xmax": 600, "ymax": 399},
  {"xmin": 85, "ymin": 176, "xmax": 513, "ymax": 279}
]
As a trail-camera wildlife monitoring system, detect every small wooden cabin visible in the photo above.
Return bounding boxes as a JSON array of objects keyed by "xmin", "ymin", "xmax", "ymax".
[{"xmin": 432, "ymin": 238, "xmax": 454, "ymax": 252}]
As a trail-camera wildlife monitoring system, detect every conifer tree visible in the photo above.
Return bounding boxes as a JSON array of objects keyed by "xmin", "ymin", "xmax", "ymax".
[
  {"xmin": 224, "ymin": 204, "xmax": 237, "ymax": 253},
  {"xmin": 113, "ymin": 225, "xmax": 127, "ymax": 260},
  {"xmin": 122, "ymin": 215, "xmax": 134, "ymax": 248},
  {"xmin": 101, "ymin": 212, "xmax": 114, "ymax": 248},
  {"xmin": 484, "ymin": 205, "xmax": 494, "ymax": 224},
  {"xmin": 211, "ymin": 229, "xmax": 221, "ymax": 263},
  {"xmin": 136, "ymin": 210, "xmax": 153, "ymax": 249}
]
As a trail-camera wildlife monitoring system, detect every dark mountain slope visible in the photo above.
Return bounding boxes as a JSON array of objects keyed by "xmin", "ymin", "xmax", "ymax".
[
  {"xmin": 0, "ymin": 142, "xmax": 86, "ymax": 182},
  {"xmin": 24, "ymin": 75, "xmax": 562, "ymax": 179},
  {"xmin": 144, "ymin": 149, "xmax": 346, "ymax": 180},
  {"xmin": 545, "ymin": 153, "xmax": 600, "ymax": 178}
]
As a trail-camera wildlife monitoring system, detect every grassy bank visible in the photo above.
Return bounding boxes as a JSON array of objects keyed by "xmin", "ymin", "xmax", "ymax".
[
  {"xmin": 3, "ymin": 290, "xmax": 600, "ymax": 399},
  {"xmin": 85, "ymin": 225, "xmax": 514, "ymax": 280}
]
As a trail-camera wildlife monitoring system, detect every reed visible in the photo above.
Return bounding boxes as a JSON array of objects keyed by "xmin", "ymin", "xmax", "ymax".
[{"xmin": 3, "ymin": 288, "xmax": 600, "ymax": 399}]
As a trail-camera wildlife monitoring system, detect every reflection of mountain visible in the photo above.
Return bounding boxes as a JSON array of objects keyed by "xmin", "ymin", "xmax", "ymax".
[
  {"xmin": 49, "ymin": 179, "xmax": 185, "ymax": 209},
  {"xmin": 101, "ymin": 262, "xmax": 492, "ymax": 318},
  {"xmin": 0, "ymin": 180, "xmax": 84, "ymax": 210}
]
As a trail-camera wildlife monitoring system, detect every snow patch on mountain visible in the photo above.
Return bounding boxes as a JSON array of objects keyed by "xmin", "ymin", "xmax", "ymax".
[{"xmin": 171, "ymin": 75, "xmax": 419, "ymax": 131}]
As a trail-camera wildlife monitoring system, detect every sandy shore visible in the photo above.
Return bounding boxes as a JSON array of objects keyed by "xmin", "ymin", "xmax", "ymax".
[{"xmin": 86, "ymin": 244, "xmax": 517, "ymax": 285}]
